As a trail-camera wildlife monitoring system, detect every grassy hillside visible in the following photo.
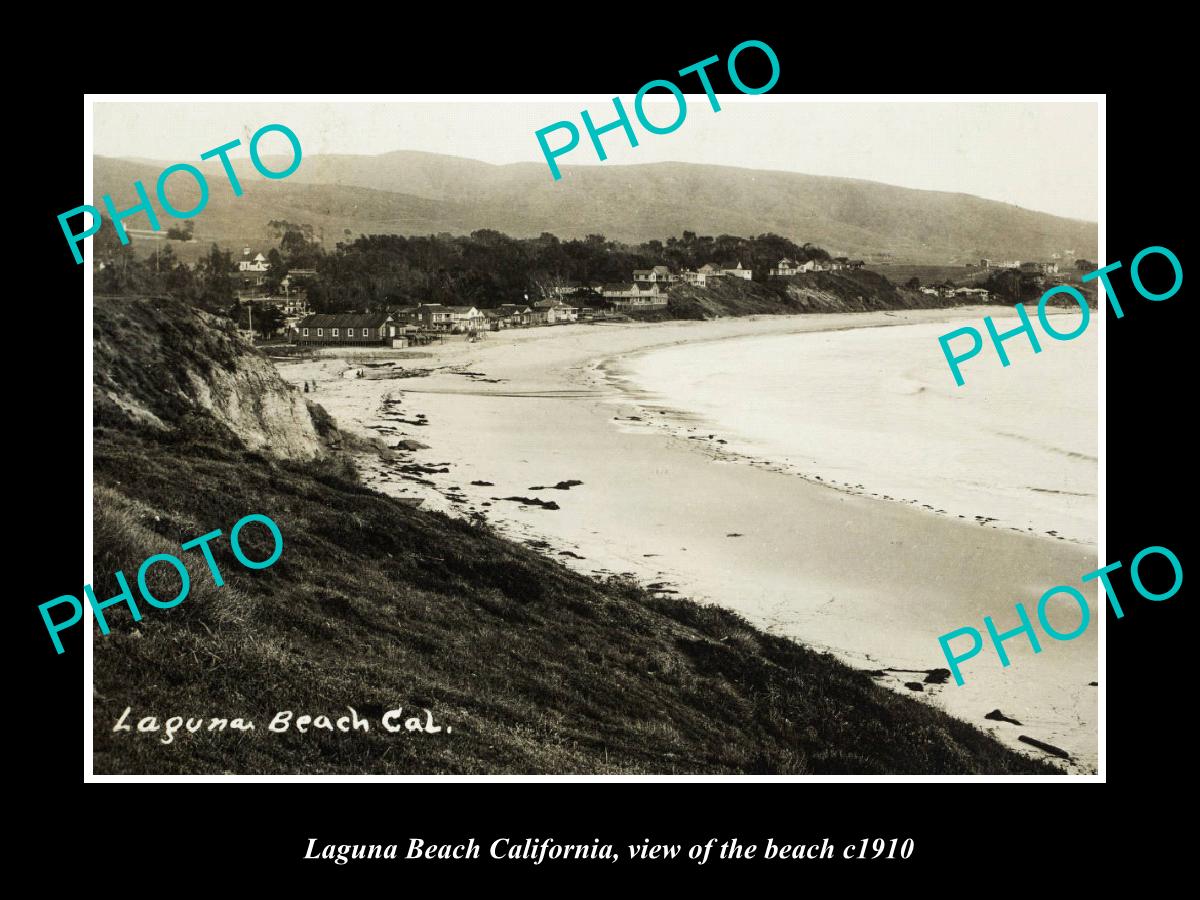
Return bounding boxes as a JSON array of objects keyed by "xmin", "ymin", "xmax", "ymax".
[
  {"xmin": 91, "ymin": 157, "xmax": 477, "ymax": 266},
  {"xmin": 91, "ymin": 296, "xmax": 1057, "ymax": 775},
  {"xmin": 93, "ymin": 151, "xmax": 1097, "ymax": 265}
]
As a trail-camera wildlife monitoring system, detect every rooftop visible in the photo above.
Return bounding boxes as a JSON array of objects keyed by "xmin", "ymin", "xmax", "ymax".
[{"xmin": 298, "ymin": 313, "xmax": 392, "ymax": 328}]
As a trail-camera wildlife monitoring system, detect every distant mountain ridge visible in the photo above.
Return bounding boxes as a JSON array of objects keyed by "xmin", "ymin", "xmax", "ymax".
[{"xmin": 93, "ymin": 151, "xmax": 1096, "ymax": 264}]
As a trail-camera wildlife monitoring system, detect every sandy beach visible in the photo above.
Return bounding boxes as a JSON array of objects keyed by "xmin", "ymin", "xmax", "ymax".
[{"xmin": 278, "ymin": 306, "xmax": 1099, "ymax": 773}]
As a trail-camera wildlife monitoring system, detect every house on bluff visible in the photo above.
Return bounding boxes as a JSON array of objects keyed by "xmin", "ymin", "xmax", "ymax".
[{"xmin": 769, "ymin": 258, "xmax": 815, "ymax": 276}]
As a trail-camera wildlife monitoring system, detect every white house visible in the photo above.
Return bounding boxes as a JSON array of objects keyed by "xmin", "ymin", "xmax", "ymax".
[
  {"xmin": 679, "ymin": 265, "xmax": 725, "ymax": 286},
  {"xmin": 239, "ymin": 249, "xmax": 270, "ymax": 273},
  {"xmin": 722, "ymin": 261, "xmax": 753, "ymax": 280},
  {"xmin": 957, "ymin": 287, "xmax": 991, "ymax": 301},
  {"xmin": 496, "ymin": 304, "xmax": 533, "ymax": 326},
  {"xmin": 282, "ymin": 295, "xmax": 312, "ymax": 317},
  {"xmin": 769, "ymin": 258, "xmax": 814, "ymax": 276},
  {"xmin": 532, "ymin": 299, "xmax": 579, "ymax": 324},
  {"xmin": 601, "ymin": 283, "xmax": 668, "ymax": 308},
  {"xmin": 417, "ymin": 304, "xmax": 486, "ymax": 332},
  {"xmin": 633, "ymin": 265, "xmax": 677, "ymax": 286}
]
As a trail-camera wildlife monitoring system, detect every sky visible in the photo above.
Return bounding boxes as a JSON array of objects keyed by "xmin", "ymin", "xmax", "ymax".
[{"xmin": 93, "ymin": 99, "xmax": 1099, "ymax": 222}]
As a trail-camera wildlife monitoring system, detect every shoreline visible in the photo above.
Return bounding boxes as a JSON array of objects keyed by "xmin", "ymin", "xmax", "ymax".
[
  {"xmin": 594, "ymin": 315, "xmax": 1095, "ymax": 548},
  {"xmin": 277, "ymin": 307, "xmax": 1098, "ymax": 773}
]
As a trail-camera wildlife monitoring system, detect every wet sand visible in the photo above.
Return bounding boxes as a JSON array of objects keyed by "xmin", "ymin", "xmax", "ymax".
[{"xmin": 278, "ymin": 307, "xmax": 1099, "ymax": 773}]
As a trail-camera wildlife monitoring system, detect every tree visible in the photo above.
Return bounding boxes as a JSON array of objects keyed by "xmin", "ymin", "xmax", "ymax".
[
  {"xmin": 905, "ymin": 276, "xmax": 921, "ymax": 290},
  {"xmin": 270, "ymin": 221, "xmax": 323, "ymax": 268},
  {"xmin": 265, "ymin": 248, "xmax": 289, "ymax": 294},
  {"xmin": 256, "ymin": 304, "xmax": 286, "ymax": 337},
  {"xmin": 268, "ymin": 220, "xmax": 314, "ymax": 242},
  {"xmin": 229, "ymin": 302, "xmax": 286, "ymax": 339},
  {"xmin": 195, "ymin": 244, "xmax": 237, "ymax": 313},
  {"xmin": 166, "ymin": 221, "xmax": 194, "ymax": 241},
  {"xmin": 295, "ymin": 227, "xmax": 836, "ymax": 313}
]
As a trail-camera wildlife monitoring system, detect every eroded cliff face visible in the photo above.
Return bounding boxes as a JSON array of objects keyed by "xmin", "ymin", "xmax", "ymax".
[
  {"xmin": 179, "ymin": 360, "xmax": 324, "ymax": 459},
  {"xmin": 663, "ymin": 270, "xmax": 955, "ymax": 320},
  {"xmin": 93, "ymin": 295, "xmax": 325, "ymax": 460}
]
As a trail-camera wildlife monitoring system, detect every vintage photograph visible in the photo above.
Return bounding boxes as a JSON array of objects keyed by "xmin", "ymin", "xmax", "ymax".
[{"xmin": 87, "ymin": 98, "xmax": 1099, "ymax": 775}]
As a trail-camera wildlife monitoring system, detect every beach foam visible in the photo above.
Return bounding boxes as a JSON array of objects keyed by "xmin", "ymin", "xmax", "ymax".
[{"xmin": 611, "ymin": 316, "xmax": 1097, "ymax": 545}]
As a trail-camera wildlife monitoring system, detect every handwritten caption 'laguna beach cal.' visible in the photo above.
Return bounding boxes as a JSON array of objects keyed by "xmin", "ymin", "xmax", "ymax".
[{"xmin": 111, "ymin": 704, "xmax": 450, "ymax": 745}]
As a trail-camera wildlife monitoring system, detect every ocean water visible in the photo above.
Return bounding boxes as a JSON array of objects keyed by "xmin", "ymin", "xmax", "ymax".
[{"xmin": 618, "ymin": 316, "xmax": 1098, "ymax": 545}]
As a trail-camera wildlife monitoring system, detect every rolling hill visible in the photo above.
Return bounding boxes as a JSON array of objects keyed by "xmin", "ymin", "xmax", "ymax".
[{"xmin": 92, "ymin": 151, "xmax": 1096, "ymax": 264}]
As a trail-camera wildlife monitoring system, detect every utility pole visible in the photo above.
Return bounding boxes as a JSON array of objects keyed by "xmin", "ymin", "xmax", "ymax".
[{"xmin": 248, "ymin": 303, "xmax": 253, "ymax": 345}]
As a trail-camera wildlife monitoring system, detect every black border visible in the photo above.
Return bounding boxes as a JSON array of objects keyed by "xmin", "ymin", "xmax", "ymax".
[{"xmin": 21, "ymin": 22, "xmax": 1190, "ymax": 884}]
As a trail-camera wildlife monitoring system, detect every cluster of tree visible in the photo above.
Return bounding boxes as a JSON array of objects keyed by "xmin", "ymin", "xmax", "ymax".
[
  {"xmin": 985, "ymin": 268, "xmax": 1043, "ymax": 303},
  {"xmin": 93, "ymin": 223, "xmax": 835, "ymax": 322},
  {"xmin": 94, "ymin": 228, "xmax": 239, "ymax": 313},
  {"xmin": 227, "ymin": 299, "xmax": 286, "ymax": 337},
  {"xmin": 301, "ymin": 229, "xmax": 831, "ymax": 314},
  {"xmin": 267, "ymin": 220, "xmax": 323, "ymax": 269},
  {"xmin": 165, "ymin": 221, "xmax": 194, "ymax": 241}
]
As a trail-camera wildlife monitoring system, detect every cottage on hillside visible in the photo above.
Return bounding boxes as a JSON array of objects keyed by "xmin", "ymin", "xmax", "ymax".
[
  {"xmin": 282, "ymin": 295, "xmax": 312, "ymax": 317},
  {"xmin": 722, "ymin": 261, "xmax": 753, "ymax": 280},
  {"xmin": 238, "ymin": 249, "xmax": 270, "ymax": 273},
  {"xmin": 769, "ymin": 258, "xmax": 814, "ymax": 277},
  {"xmin": 602, "ymin": 283, "xmax": 668, "ymax": 308},
  {"xmin": 956, "ymin": 287, "xmax": 991, "ymax": 301},
  {"xmin": 633, "ymin": 265, "xmax": 677, "ymax": 287}
]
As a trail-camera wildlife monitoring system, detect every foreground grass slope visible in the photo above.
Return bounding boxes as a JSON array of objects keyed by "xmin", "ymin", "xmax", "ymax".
[{"xmin": 91, "ymin": 297, "xmax": 1056, "ymax": 774}]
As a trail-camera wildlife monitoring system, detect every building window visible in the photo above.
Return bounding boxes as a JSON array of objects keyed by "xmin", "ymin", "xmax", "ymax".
[
  {"xmin": 302, "ymin": 328, "xmax": 309, "ymax": 336},
  {"xmin": 332, "ymin": 328, "xmax": 340, "ymax": 337},
  {"xmin": 347, "ymin": 328, "xmax": 355, "ymax": 337},
  {"xmin": 317, "ymin": 328, "xmax": 324, "ymax": 337}
]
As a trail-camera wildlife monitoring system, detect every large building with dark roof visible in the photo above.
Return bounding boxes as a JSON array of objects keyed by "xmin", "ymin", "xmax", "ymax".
[{"xmin": 295, "ymin": 313, "xmax": 397, "ymax": 345}]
